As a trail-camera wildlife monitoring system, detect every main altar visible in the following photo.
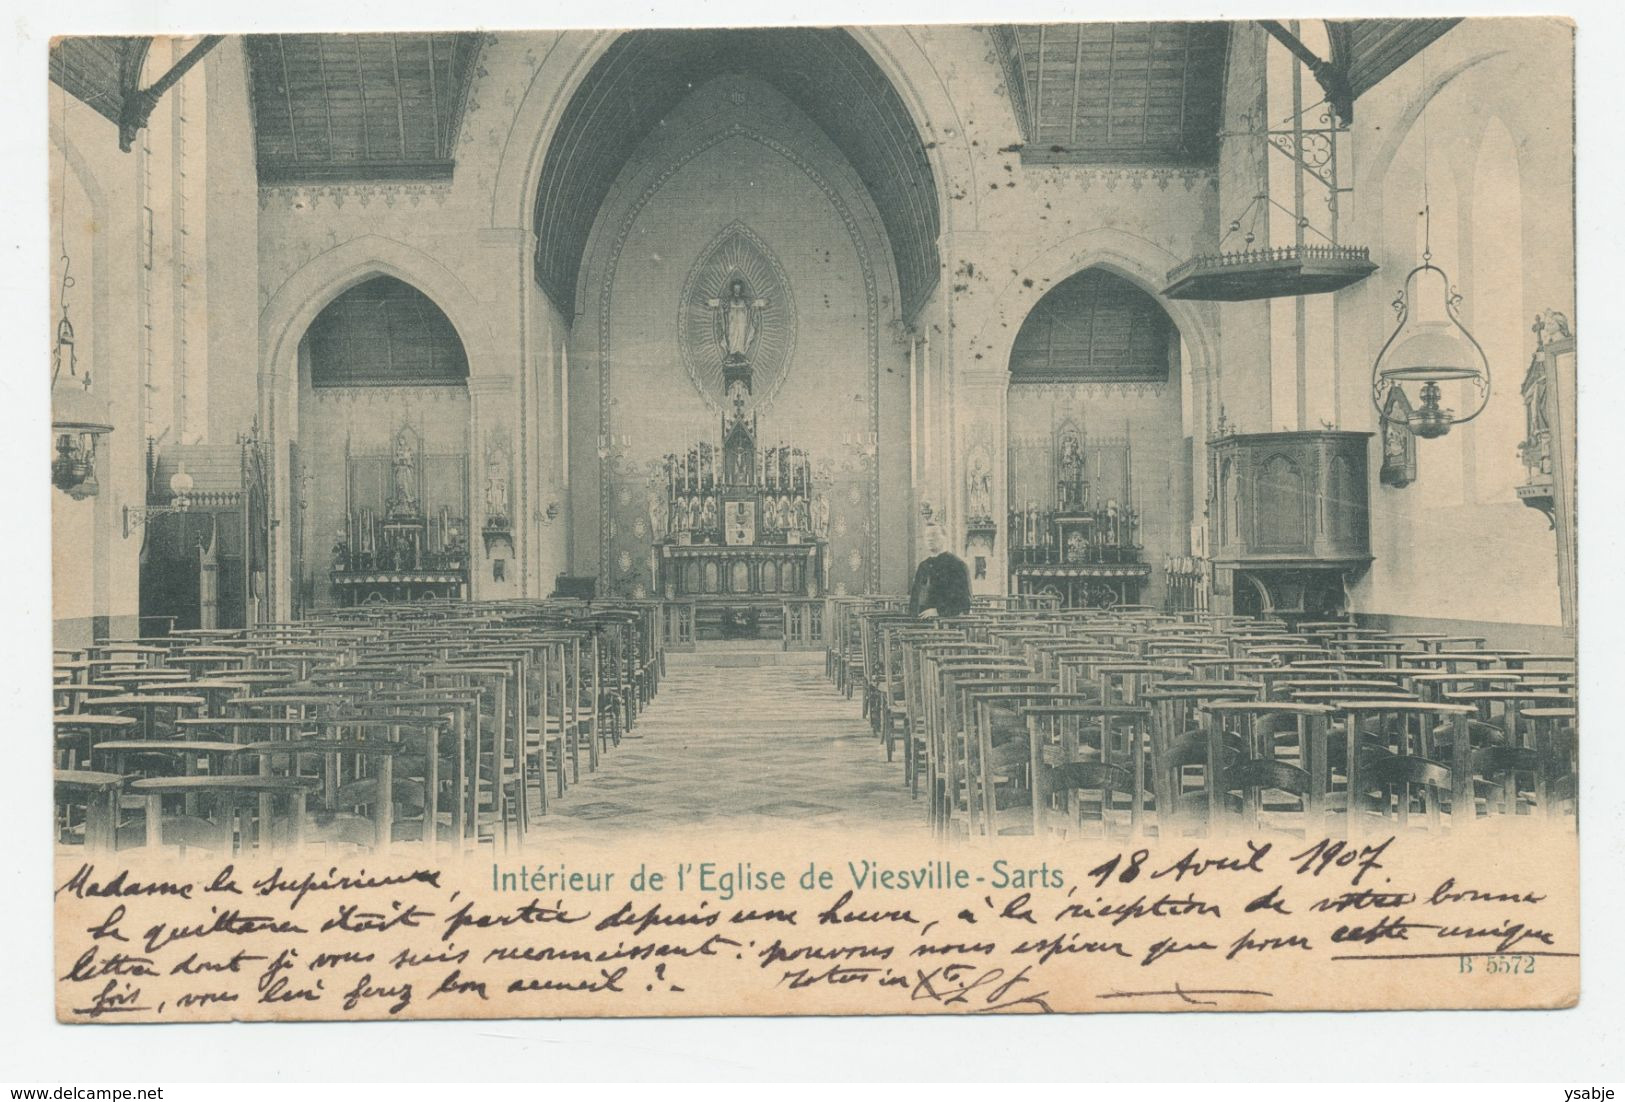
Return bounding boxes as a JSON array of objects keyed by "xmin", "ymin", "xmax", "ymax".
[{"xmin": 650, "ymin": 288, "xmax": 828, "ymax": 641}]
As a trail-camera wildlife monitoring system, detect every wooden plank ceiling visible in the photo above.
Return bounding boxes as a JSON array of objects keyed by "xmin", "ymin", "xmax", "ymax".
[
  {"xmin": 48, "ymin": 36, "xmax": 143, "ymax": 126},
  {"xmin": 991, "ymin": 19, "xmax": 1462, "ymax": 157},
  {"xmin": 997, "ymin": 22, "xmax": 1230, "ymax": 164},
  {"xmin": 307, "ymin": 276, "xmax": 470, "ymax": 387},
  {"xmin": 532, "ymin": 28, "xmax": 940, "ymax": 320},
  {"xmin": 243, "ymin": 33, "xmax": 482, "ymax": 184},
  {"xmin": 1327, "ymin": 19, "xmax": 1462, "ymax": 100}
]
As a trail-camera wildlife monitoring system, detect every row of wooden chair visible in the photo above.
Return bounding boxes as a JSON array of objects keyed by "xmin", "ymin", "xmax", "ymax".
[
  {"xmin": 53, "ymin": 599, "xmax": 665, "ymax": 855},
  {"xmin": 826, "ymin": 600, "xmax": 1577, "ymax": 840}
]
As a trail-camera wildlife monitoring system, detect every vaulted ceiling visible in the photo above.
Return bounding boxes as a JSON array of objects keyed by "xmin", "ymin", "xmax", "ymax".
[
  {"xmin": 531, "ymin": 28, "xmax": 941, "ymax": 320},
  {"xmin": 243, "ymin": 33, "xmax": 482, "ymax": 183}
]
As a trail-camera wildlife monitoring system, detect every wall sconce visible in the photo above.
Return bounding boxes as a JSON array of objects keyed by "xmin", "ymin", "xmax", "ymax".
[
  {"xmin": 52, "ymin": 415, "xmax": 112, "ymax": 500},
  {"xmin": 123, "ymin": 463, "xmax": 195, "ymax": 538}
]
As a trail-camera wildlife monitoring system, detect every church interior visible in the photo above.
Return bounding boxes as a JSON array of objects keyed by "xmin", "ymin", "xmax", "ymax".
[{"xmin": 49, "ymin": 20, "xmax": 1578, "ymax": 851}]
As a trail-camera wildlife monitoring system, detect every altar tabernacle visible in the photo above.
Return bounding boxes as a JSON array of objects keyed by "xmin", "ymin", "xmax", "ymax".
[{"xmin": 650, "ymin": 339, "xmax": 829, "ymax": 636}]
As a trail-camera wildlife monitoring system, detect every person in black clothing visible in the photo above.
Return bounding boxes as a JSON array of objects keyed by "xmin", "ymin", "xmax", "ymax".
[{"xmin": 909, "ymin": 524, "xmax": 972, "ymax": 620}]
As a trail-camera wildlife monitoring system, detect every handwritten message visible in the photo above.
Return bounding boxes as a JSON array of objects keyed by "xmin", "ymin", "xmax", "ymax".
[{"xmin": 54, "ymin": 828, "xmax": 1579, "ymax": 1020}]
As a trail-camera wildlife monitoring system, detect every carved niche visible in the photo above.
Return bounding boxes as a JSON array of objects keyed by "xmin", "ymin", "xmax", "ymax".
[{"xmin": 679, "ymin": 222, "xmax": 797, "ymax": 412}]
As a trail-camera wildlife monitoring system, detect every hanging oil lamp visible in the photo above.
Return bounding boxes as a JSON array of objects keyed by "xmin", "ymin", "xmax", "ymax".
[
  {"xmin": 51, "ymin": 254, "xmax": 112, "ymax": 499},
  {"xmin": 1369, "ymin": 208, "xmax": 1491, "ymax": 440},
  {"xmin": 51, "ymin": 90, "xmax": 111, "ymax": 499}
]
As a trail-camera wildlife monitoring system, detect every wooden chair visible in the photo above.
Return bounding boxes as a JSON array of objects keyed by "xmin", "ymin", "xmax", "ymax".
[
  {"xmin": 1022, "ymin": 703, "xmax": 1151, "ymax": 839},
  {"xmin": 1140, "ymin": 683, "xmax": 1261, "ymax": 836},
  {"xmin": 55, "ymin": 770, "xmax": 127, "ymax": 852},
  {"xmin": 961, "ymin": 682, "xmax": 1068, "ymax": 835},
  {"xmin": 1331, "ymin": 701, "xmax": 1474, "ymax": 835},
  {"xmin": 1522, "ymin": 706, "xmax": 1578, "ymax": 821},
  {"xmin": 128, "ymin": 774, "xmax": 317, "ymax": 853},
  {"xmin": 1196, "ymin": 702, "xmax": 1334, "ymax": 837}
]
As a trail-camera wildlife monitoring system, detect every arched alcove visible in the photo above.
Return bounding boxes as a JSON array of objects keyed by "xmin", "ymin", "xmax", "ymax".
[
  {"xmin": 1004, "ymin": 265, "xmax": 1191, "ymax": 608},
  {"xmin": 560, "ymin": 64, "xmax": 914, "ymax": 598},
  {"xmin": 292, "ymin": 271, "xmax": 474, "ymax": 614}
]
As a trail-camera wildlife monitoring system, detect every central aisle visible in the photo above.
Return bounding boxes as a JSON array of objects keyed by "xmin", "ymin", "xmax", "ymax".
[{"xmin": 538, "ymin": 656, "xmax": 920, "ymax": 840}]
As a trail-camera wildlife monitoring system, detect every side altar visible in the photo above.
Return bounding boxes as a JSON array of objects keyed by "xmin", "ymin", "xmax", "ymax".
[
  {"xmin": 649, "ymin": 335, "xmax": 829, "ymax": 642},
  {"xmin": 1006, "ymin": 427, "xmax": 1150, "ymax": 608}
]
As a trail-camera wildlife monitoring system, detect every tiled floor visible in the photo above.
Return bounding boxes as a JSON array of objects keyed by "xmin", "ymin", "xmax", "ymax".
[{"xmin": 528, "ymin": 657, "xmax": 922, "ymax": 843}]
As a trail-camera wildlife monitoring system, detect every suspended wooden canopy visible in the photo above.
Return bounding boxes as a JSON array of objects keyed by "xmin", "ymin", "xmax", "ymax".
[{"xmin": 1163, "ymin": 244, "xmax": 1377, "ymax": 302}]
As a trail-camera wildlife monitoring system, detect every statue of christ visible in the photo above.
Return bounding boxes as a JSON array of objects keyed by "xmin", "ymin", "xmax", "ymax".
[{"xmin": 708, "ymin": 276, "xmax": 768, "ymax": 363}]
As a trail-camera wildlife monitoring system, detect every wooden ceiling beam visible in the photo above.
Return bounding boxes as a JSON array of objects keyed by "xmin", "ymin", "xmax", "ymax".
[
  {"xmin": 1258, "ymin": 19, "xmax": 1354, "ymax": 126},
  {"xmin": 117, "ymin": 35, "xmax": 224, "ymax": 152}
]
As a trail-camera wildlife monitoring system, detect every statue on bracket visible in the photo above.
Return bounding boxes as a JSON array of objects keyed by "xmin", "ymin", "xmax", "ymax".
[
  {"xmin": 812, "ymin": 492, "xmax": 831, "ymax": 540},
  {"xmin": 1380, "ymin": 389, "xmax": 1418, "ymax": 488},
  {"xmin": 966, "ymin": 444, "xmax": 994, "ymax": 523},
  {"xmin": 484, "ymin": 439, "xmax": 511, "ymax": 527},
  {"xmin": 647, "ymin": 485, "xmax": 669, "ymax": 541}
]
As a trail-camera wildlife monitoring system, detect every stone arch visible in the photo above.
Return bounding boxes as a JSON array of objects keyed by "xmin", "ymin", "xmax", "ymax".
[
  {"xmin": 487, "ymin": 26, "xmax": 978, "ymax": 242},
  {"xmin": 261, "ymin": 234, "xmax": 498, "ymax": 425},
  {"xmin": 566, "ymin": 77, "xmax": 900, "ymax": 589},
  {"xmin": 258, "ymin": 234, "xmax": 499, "ymax": 617},
  {"xmin": 971, "ymin": 226, "xmax": 1218, "ymax": 414},
  {"xmin": 1359, "ymin": 48, "xmax": 1509, "ymax": 197},
  {"xmin": 973, "ymin": 228, "xmax": 1220, "ymax": 594}
]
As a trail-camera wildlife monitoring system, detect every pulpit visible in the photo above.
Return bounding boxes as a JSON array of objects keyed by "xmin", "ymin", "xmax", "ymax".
[{"xmin": 1207, "ymin": 430, "xmax": 1372, "ymax": 620}]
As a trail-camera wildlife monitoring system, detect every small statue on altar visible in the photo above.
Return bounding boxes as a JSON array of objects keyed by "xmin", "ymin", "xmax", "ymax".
[
  {"xmin": 699, "ymin": 496, "xmax": 718, "ymax": 534},
  {"xmin": 1058, "ymin": 435, "xmax": 1087, "ymax": 513},
  {"xmin": 813, "ymin": 492, "xmax": 830, "ymax": 539},
  {"xmin": 648, "ymin": 487, "xmax": 669, "ymax": 540},
  {"xmin": 1025, "ymin": 500, "xmax": 1041, "ymax": 546},
  {"xmin": 389, "ymin": 428, "xmax": 419, "ymax": 515},
  {"xmin": 793, "ymin": 497, "xmax": 810, "ymax": 532},
  {"xmin": 708, "ymin": 276, "xmax": 768, "ymax": 364},
  {"xmin": 764, "ymin": 496, "xmax": 781, "ymax": 531}
]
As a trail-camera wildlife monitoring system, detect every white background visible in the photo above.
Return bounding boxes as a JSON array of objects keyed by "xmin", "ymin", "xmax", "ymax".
[{"xmin": 2, "ymin": 0, "xmax": 1621, "ymax": 1082}]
